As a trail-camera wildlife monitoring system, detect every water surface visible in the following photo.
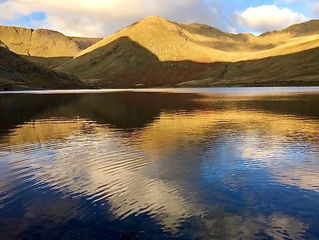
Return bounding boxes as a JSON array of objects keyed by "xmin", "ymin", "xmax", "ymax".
[{"xmin": 1, "ymin": 88, "xmax": 319, "ymax": 240}]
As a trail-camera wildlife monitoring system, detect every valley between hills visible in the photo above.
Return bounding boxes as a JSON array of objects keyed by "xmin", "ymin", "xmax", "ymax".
[{"xmin": 1, "ymin": 16, "xmax": 319, "ymax": 90}]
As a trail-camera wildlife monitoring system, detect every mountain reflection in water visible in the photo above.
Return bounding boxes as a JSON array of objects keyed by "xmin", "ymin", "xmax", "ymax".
[{"xmin": 1, "ymin": 89, "xmax": 319, "ymax": 240}]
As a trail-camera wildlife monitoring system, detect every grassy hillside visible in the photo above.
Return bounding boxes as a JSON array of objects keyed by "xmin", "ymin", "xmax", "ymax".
[
  {"xmin": 0, "ymin": 25, "xmax": 101, "ymax": 57},
  {"xmin": 0, "ymin": 45, "xmax": 82, "ymax": 90}
]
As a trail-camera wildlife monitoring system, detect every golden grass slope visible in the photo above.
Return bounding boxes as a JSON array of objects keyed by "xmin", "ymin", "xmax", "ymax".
[
  {"xmin": 77, "ymin": 16, "xmax": 233, "ymax": 62},
  {"xmin": 0, "ymin": 26, "xmax": 101, "ymax": 57},
  {"xmin": 77, "ymin": 16, "xmax": 319, "ymax": 63}
]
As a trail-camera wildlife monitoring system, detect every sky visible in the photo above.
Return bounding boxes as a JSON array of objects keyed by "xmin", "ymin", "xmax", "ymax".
[{"xmin": 0, "ymin": 0, "xmax": 318, "ymax": 37}]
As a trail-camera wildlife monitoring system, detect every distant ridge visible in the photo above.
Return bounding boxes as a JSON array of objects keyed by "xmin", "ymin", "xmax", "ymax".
[
  {"xmin": 261, "ymin": 20, "xmax": 319, "ymax": 37},
  {"xmin": 71, "ymin": 37, "xmax": 103, "ymax": 50},
  {"xmin": 0, "ymin": 25, "xmax": 101, "ymax": 57}
]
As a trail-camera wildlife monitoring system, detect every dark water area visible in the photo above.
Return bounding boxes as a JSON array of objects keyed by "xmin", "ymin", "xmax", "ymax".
[{"xmin": 1, "ymin": 88, "xmax": 319, "ymax": 240}]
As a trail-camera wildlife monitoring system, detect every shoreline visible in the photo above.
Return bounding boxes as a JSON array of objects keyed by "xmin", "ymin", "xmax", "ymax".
[{"xmin": 2, "ymin": 86, "xmax": 319, "ymax": 95}]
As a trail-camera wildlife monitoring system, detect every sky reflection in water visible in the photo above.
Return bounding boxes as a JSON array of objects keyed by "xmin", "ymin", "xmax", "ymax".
[{"xmin": 1, "ymin": 89, "xmax": 319, "ymax": 240}]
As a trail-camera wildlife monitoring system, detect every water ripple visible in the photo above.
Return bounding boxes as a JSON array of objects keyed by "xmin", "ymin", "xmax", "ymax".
[{"xmin": 1, "ymin": 91, "xmax": 319, "ymax": 239}]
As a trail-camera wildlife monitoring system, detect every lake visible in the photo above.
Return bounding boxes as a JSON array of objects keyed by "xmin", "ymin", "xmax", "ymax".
[{"xmin": 1, "ymin": 88, "xmax": 319, "ymax": 240}]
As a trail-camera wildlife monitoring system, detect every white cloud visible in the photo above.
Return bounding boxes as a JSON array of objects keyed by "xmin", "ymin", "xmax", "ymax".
[
  {"xmin": 314, "ymin": 2, "xmax": 319, "ymax": 16},
  {"xmin": 275, "ymin": 0, "xmax": 306, "ymax": 3},
  {"xmin": 0, "ymin": 0, "xmax": 223, "ymax": 37},
  {"xmin": 236, "ymin": 5, "xmax": 308, "ymax": 33}
]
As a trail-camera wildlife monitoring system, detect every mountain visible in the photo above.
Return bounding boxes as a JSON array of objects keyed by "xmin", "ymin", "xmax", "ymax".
[
  {"xmin": 1, "ymin": 17, "xmax": 319, "ymax": 89},
  {"xmin": 0, "ymin": 25, "xmax": 101, "ymax": 57},
  {"xmin": 0, "ymin": 44, "xmax": 82, "ymax": 90},
  {"xmin": 58, "ymin": 16, "xmax": 319, "ymax": 87}
]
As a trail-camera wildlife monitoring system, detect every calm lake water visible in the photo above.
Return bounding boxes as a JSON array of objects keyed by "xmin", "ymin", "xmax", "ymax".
[{"xmin": 1, "ymin": 88, "xmax": 319, "ymax": 240}]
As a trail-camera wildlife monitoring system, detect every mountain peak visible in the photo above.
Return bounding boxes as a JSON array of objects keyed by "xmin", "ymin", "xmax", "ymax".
[
  {"xmin": 136, "ymin": 15, "xmax": 170, "ymax": 26},
  {"xmin": 0, "ymin": 25, "xmax": 101, "ymax": 57},
  {"xmin": 141, "ymin": 15, "xmax": 167, "ymax": 22}
]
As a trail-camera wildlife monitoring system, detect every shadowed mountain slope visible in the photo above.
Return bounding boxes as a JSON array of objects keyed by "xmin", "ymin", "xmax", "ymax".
[
  {"xmin": 0, "ymin": 25, "xmax": 101, "ymax": 57},
  {"xmin": 59, "ymin": 37, "xmax": 319, "ymax": 88},
  {"xmin": 0, "ymin": 45, "xmax": 81, "ymax": 90},
  {"xmin": 21, "ymin": 56, "xmax": 73, "ymax": 69}
]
